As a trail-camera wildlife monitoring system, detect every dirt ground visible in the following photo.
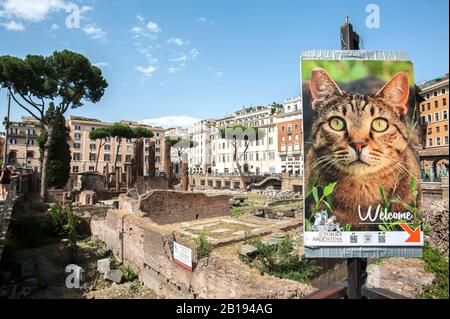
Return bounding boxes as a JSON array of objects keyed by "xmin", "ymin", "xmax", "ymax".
[{"xmin": 3, "ymin": 238, "xmax": 159, "ymax": 299}]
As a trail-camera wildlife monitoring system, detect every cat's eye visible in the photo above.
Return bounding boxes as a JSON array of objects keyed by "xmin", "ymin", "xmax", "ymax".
[
  {"xmin": 329, "ymin": 117, "xmax": 346, "ymax": 131},
  {"xmin": 371, "ymin": 118, "xmax": 389, "ymax": 132}
]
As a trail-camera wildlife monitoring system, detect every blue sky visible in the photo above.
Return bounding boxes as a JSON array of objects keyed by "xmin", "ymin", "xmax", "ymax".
[{"xmin": 0, "ymin": 0, "xmax": 448, "ymax": 129}]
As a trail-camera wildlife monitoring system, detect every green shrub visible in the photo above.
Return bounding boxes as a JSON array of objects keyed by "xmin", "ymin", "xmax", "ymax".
[
  {"xmin": 242, "ymin": 235, "xmax": 321, "ymax": 284},
  {"xmin": 121, "ymin": 265, "xmax": 138, "ymax": 282},
  {"xmin": 47, "ymin": 204, "xmax": 81, "ymax": 238},
  {"xmin": 195, "ymin": 234, "xmax": 212, "ymax": 260},
  {"xmin": 420, "ymin": 242, "xmax": 449, "ymax": 299}
]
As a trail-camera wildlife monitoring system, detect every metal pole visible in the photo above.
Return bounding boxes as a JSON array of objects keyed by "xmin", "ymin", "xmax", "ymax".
[
  {"xmin": 3, "ymin": 92, "xmax": 11, "ymax": 165},
  {"xmin": 341, "ymin": 16, "xmax": 367, "ymax": 299}
]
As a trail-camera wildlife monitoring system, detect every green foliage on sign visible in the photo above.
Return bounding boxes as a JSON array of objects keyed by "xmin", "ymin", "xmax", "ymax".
[{"xmin": 420, "ymin": 242, "xmax": 449, "ymax": 299}]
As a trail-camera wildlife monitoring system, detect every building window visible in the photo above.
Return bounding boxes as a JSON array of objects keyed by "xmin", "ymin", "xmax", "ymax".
[
  {"xmin": 427, "ymin": 103, "xmax": 431, "ymax": 111},
  {"xmin": 435, "ymin": 113, "xmax": 440, "ymax": 122},
  {"xmin": 436, "ymin": 137, "xmax": 441, "ymax": 146},
  {"xmin": 435, "ymin": 101, "xmax": 439, "ymax": 108},
  {"xmin": 26, "ymin": 151, "xmax": 34, "ymax": 159},
  {"xmin": 10, "ymin": 128, "xmax": 18, "ymax": 134},
  {"xmin": 443, "ymin": 98, "xmax": 447, "ymax": 106},
  {"xmin": 125, "ymin": 155, "xmax": 132, "ymax": 163},
  {"xmin": 156, "ymin": 148, "xmax": 160, "ymax": 153},
  {"xmin": 104, "ymin": 154, "xmax": 110, "ymax": 162},
  {"xmin": 27, "ymin": 139, "xmax": 34, "ymax": 146},
  {"xmin": 89, "ymin": 166, "xmax": 95, "ymax": 171},
  {"xmin": 74, "ymin": 143, "xmax": 80, "ymax": 149},
  {"xmin": 75, "ymin": 125, "xmax": 81, "ymax": 131},
  {"xmin": 90, "ymin": 144, "xmax": 96, "ymax": 151},
  {"xmin": 104, "ymin": 144, "xmax": 111, "ymax": 151},
  {"xmin": 74, "ymin": 133, "xmax": 81, "ymax": 141},
  {"xmin": 89, "ymin": 153, "xmax": 96, "ymax": 161},
  {"xmin": 445, "ymin": 136, "xmax": 449, "ymax": 145},
  {"xmin": 427, "ymin": 114, "xmax": 432, "ymax": 123},
  {"xmin": 442, "ymin": 88, "xmax": 446, "ymax": 95},
  {"xmin": 436, "ymin": 126, "xmax": 440, "ymax": 133},
  {"xmin": 10, "ymin": 139, "xmax": 17, "ymax": 145},
  {"xmin": 421, "ymin": 104, "xmax": 425, "ymax": 112},
  {"xmin": 156, "ymin": 156, "xmax": 160, "ymax": 163},
  {"xmin": 116, "ymin": 154, "xmax": 122, "ymax": 162},
  {"xmin": 428, "ymin": 139, "xmax": 433, "ymax": 147},
  {"xmin": 73, "ymin": 153, "xmax": 81, "ymax": 161},
  {"xmin": 72, "ymin": 166, "xmax": 79, "ymax": 173},
  {"xmin": 445, "ymin": 125, "xmax": 449, "ymax": 131},
  {"xmin": 434, "ymin": 91, "xmax": 438, "ymax": 97},
  {"xmin": 443, "ymin": 110, "xmax": 448, "ymax": 120}
]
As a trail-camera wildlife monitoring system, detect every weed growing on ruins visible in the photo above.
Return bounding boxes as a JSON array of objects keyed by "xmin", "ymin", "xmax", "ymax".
[
  {"xmin": 195, "ymin": 234, "xmax": 212, "ymax": 260},
  {"xmin": 48, "ymin": 204, "xmax": 81, "ymax": 238},
  {"xmin": 231, "ymin": 208, "xmax": 243, "ymax": 218},
  {"xmin": 419, "ymin": 242, "xmax": 449, "ymax": 299},
  {"xmin": 241, "ymin": 236, "xmax": 321, "ymax": 284},
  {"xmin": 121, "ymin": 265, "xmax": 138, "ymax": 282}
]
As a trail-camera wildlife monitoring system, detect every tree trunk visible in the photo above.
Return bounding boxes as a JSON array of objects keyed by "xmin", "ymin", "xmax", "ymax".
[
  {"xmin": 232, "ymin": 142, "xmax": 247, "ymax": 190},
  {"xmin": 40, "ymin": 127, "xmax": 53, "ymax": 202},
  {"xmin": 114, "ymin": 140, "xmax": 121, "ymax": 170},
  {"xmin": 95, "ymin": 140, "xmax": 103, "ymax": 172}
]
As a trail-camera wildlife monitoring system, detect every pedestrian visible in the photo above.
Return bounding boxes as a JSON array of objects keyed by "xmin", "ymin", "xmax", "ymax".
[{"xmin": 0, "ymin": 165, "xmax": 12, "ymax": 200}]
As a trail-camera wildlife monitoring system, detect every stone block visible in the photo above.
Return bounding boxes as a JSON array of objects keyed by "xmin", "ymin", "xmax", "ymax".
[
  {"xmin": 239, "ymin": 245, "xmax": 258, "ymax": 257},
  {"xmin": 104, "ymin": 269, "xmax": 123, "ymax": 284},
  {"xmin": 97, "ymin": 258, "xmax": 111, "ymax": 274}
]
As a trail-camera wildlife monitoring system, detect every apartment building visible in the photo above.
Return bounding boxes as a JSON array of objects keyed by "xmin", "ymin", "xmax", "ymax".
[
  {"xmin": 67, "ymin": 117, "xmax": 165, "ymax": 175},
  {"xmin": 190, "ymin": 104, "xmax": 284, "ymax": 176},
  {"xmin": 6, "ymin": 116, "xmax": 42, "ymax": 171},
  {"xmin": 4, "ymin": 116, "xmax": 165, "ymax": 175},
  {"xmin": 418, "ymin": 74, "xmax": 449, "ymax": 181},
  {"xmin": 276, "ymin": 97, "xmax": 303, "ymax": 176},
  {"xmin": 419, "ymin": 74, "xmax": 449, "ymax": 148}
]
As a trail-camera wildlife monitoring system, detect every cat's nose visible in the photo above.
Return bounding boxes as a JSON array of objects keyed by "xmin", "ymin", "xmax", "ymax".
[{"xmin": 350, "ymin": 141, "xmax": 368, "ymax": 154}]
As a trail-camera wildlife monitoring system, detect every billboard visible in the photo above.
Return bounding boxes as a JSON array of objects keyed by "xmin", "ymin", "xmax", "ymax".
[{"xmin": 301, "ymin": 51, "xmax": 423, "ymax": 258}]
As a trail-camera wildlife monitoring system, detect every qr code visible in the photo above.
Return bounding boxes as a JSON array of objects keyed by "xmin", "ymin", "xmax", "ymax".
[{"xmin": 350, "ymin": 234, "xmax": 358, "ymax": 244}]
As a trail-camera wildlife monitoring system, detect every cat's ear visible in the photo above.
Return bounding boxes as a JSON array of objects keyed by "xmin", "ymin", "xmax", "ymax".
[
  {"xmin": 376, "ymin": 72, "xmax": 410, "ymax": 116},
  {"xmin": 310, "ymin": 68, "xmax": 343, "ymax": 111}
]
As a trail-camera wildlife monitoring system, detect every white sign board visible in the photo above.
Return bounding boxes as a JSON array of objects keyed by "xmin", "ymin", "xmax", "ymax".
[{"xmin": 173, "ymin": 242, "xmax": 193, "ymax": 271}]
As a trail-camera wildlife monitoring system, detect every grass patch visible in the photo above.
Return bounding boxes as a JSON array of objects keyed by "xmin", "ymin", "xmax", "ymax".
[
  {"xmin": 419, "ymin": 242, "xmax": 449, "ymax": 299},
  {"xmin": 231, "ymin": 208, "xmax": 243, "ymax": 218},
  {"xmin": 121, "ymin": 265, "xmax": 138, "ymax": 282},
  {"xmin": 240, "ymin": 235, "xmax": 321, "ymax": 284}
]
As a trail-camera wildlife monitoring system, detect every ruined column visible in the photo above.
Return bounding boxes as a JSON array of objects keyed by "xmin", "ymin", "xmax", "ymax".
[
  {"xmin": 115, "ymin": 167, "xmax": 121, "ymax": 191},
  {"xmin": 164, "ymin": 141, "xmax": 172, "ymax": 181},
  {"xmin": 181, "ymin": 153, "xmax": 189, "ymax": 191},
  {"xmin": 126, "ymin": 164, "xmax": 133, "ymax": 189},
  {"xmin": 104, "ymin": 165, "xmax": 109, "ymax": 189},
  {"xmin": 133, "ymin": 139, "xmax": 144, "ymax": 179},
  {"xmin": 148, "ymin": 141, "xmax": 156, "ymax": 177}
]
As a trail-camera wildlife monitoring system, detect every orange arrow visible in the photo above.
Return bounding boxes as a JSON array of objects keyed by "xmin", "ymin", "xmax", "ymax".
[{"xmin": 400, "ymin": 224, "xmax": 421, "ymax": 243}]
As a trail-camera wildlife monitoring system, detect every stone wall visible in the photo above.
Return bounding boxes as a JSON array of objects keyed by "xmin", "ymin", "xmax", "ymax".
[
  {"xmin": 135, "ymin": 177, "xmax": 169, "ymax": 195},
  {"xmin": 91, "ymin": 209, "xmax": 315, "ymax": 299},
  {"xmin": 117, "ymin": 189, "xmax": 230, "ymax": 224},
  {"xmin": 281, "ymin": 173, "xmax": 303, "ymax": 193},
  {"xmin": 137, "ymin": 190, "xmax": 230, "ymax": 224}
]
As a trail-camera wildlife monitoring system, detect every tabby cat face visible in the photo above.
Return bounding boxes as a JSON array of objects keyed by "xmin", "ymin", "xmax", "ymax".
[{"xmin": 310, "ymin": 68, "xmax": 410, "ymax": 177}]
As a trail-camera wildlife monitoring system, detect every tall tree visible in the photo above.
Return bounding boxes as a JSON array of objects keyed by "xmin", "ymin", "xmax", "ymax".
[
  {"xmin": 38, "ymin": 106, "xmax": 71, "ymax": 189},
  {"xmin": 107, "ymin": 123, "xmax": 134, "ymax": 170},
  {"xmin": 89, "ymin": 127, "xmax": 111, "ymax": 172},
  {"xmin": 0, "ymin": 50, "xmax": 108, "ymax": 201},
  {"xmin": 220, "ymin": 125, "xmax": 261, "ymax": 189},
  {"xmin": 165, "ymin": 136, "xmax": 197, "ymax": 173}
]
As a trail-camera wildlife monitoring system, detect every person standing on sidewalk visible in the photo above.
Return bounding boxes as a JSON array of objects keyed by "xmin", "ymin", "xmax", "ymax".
[{"xmin": 0, "ymin": 165, "xmax": 12, "ymax": 200}]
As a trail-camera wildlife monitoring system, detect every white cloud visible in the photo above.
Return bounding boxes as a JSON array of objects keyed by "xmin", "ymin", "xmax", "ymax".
[
  {"xmin": 0, "ymin": 0, "xmax": 66, "ymax": 22},
  {"xmin": 93, "ymin": 62, "xmax": 111, "ymax": 69},
  {"xmin": 171, "ymin": 54, "xmax": 187, "ymax": 63},
  {"xmin": 146, "ymin": 21, "xmax": 161, "ymax": 33},
  {"xmin": 197, "ymin": 17, "xmax": 214, "ymax": 24},
  {"xmin": 136, "ymin": 15, "xmax": 144, "ymax": 22},
  {"xmin": 191, "ymin": 48, "xmax": 199, "ymax": 59},
  {"xmin": 50, "ymin": 23, "xmax": 60, "ymax": 31},
  {"xmin": 216, "ymin": 71, "xmax": 224, "ymax": 79},
  {"xmin": 168, "ymin": 67, "xmax": 179, "ymax": 74},
  {"xmin": 83, "ymin": 24, "xmax": 107, "ymax": 42},
  {"xmin": 2, "ymin": 20, "xmax": 25, "ymax": 31},
  {"xmin": 167, "ymin": 37, "xmax": 185, "ymax": 46},
  {"xmin": 136, "ymin": 65, "xmax": 156, "ymax": 77},
  {"xmin": 142, "ymin": 116, "xmax": 201, "ymax": 129}
]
